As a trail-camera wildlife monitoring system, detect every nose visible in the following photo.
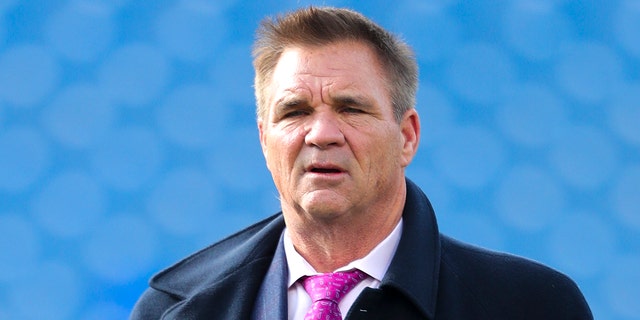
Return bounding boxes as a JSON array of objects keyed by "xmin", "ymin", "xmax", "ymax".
[{"xmin": 304, "ymin": 110, "xmax": 346, "ymax": 149}]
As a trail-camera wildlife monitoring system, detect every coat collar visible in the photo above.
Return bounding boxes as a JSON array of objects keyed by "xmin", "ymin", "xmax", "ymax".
[
  {"xmin": 380, "ymin": 178, "xmax": 441, "ymax": 319},
  {"xmin": 149, "ymin": 214, "xmax": 285, "ymax": 300}
]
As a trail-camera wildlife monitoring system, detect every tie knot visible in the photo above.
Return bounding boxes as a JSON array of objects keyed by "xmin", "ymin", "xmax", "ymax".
[{"xmin": 302, "ymin": 269, "xmax": 366, "ymax": 304}]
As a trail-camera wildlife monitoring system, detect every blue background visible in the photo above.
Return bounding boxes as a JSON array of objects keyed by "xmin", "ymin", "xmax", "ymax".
[{"xmin": 0, "ymin": 0, "xmax": 639, "ymax": 319}]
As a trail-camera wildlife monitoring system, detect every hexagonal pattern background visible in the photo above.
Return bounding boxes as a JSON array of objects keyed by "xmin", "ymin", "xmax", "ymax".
[{"xmin": 0, "ymin": 1, "xmax": 638, "ymax": 319}]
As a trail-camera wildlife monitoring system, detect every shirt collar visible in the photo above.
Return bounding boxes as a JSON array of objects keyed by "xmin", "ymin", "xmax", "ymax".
[{"xmin": 284, "ymin": 218, "xmax": 403, "ymax": 287}]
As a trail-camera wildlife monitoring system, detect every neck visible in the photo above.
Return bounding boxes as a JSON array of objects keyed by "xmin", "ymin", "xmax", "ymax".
[{"xmin": 285, "ymin": 185, "xmax": 406, "ymax": 273}]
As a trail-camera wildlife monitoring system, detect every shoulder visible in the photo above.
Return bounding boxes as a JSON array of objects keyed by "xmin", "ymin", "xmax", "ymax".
[
  {"xmin": 130, "ymin": 213, "xmax": 285, "ymax": 318},
  {"xmin": 151, "ymin": 213, "xmax": 284, "ymax": 294},
  {"xmin": 438, "ymin": 235, "xmax": 592, "ymax": 319},
  {"xmin": 440, "ymin": 235, "xmax": 564, "ymax": 282},
  {"xmin": 130, "ymin": 286, "xmax": 180, "ymax": 320}
]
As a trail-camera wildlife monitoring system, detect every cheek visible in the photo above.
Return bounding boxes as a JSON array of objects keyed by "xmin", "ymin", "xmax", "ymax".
[
  {"xmin": 362, "ymin": 129, "xmax": 403, "ymax": 169},
  {"xmin": 266, "ymin": 127, "xmax": 304, "ymax": 171}
]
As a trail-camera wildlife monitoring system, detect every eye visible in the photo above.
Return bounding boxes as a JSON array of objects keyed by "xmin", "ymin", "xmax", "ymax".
[
  {"xmin": 282, "ymin": 109, "xmax": 309, "ymax": 119},
  {"xmin": 341, "ymin": 106, "xmax": 365, "ymax": 114}
]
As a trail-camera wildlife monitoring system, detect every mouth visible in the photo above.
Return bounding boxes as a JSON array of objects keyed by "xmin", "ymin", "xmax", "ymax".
[
  {"xmin": 305, "ymin": 164, "xmax": 345, "ymax": 174},
  {"xmin": 310, "ymin": 167, "xmax": 343, "ymax": 174}
]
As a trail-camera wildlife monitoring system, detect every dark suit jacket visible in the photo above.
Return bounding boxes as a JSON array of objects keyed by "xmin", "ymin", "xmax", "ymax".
[{"xmin": 130, "ymin": 179, "xmax": 593, "ymax": 319}]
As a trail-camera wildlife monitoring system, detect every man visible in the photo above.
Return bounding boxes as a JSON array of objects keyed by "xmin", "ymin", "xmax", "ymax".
[{"xmin": 131, "ymin": 7, "xmax": 593, "ymax": 320}]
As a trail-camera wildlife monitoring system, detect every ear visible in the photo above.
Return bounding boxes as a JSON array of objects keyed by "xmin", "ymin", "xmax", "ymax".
[
  {"xmin": 258, "ymin": 119, "xmax": 268, "ymax": 159},
  {"xmin": 399, "ymin": 108, "xmax": 420, "ymax": 167}
]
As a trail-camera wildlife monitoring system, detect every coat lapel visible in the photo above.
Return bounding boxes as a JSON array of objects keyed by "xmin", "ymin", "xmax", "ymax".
[
  {"xmin": 160, "ymin": 256, "xmax": 274, "ymax": 319},
  {"xmin": 251, "ymin": 233, "xmax": 288, "ymax": 320},
  {"xmin": 149, "ymin": 214, "xmax": 286, "ymax": 320}
]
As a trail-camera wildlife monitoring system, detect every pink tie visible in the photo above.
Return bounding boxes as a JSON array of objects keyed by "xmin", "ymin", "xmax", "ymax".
[{"xmin": 302, "ymin": 269, "xmax": 366, "ymax": 320}]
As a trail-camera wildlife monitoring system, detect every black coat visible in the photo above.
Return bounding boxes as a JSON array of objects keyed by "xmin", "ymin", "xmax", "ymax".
[{"xmin": 130, "ymin": 179, "xmax": 593, "ymax": 319}]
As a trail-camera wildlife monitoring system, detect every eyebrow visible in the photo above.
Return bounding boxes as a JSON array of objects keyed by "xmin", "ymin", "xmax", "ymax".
[
  {"xmin": 271, "ymin": 97, "xmax": 309, "ymax": 118},
  {"xmin": 331, "ymin": 94, "xmax": 373, "ymax": 110},
  {"xmin": 275, "ymin": 97, "xmax": 306, "ymax": 109},
  {"xmin": 272, "ymin": 93, "xmax": 374, "ymax": 114}
]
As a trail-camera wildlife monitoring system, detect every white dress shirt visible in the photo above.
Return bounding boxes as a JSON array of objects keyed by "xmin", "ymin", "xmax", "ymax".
[{"xmin": 284, "ymin": 219, "xmax": 403, "ymax": 320}]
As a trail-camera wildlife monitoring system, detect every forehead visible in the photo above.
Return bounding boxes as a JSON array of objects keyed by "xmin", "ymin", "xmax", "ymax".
[
  {"xmin": 267, "ymin": 41, "xmax": 390, "ymax": 101},
  {"xmin": 277, "ymin": 41, "xmax": 380, "ymax": 74}
]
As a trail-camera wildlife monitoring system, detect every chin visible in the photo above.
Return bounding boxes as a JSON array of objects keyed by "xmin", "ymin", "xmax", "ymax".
[
  {"xmin": 289, "ymin": 189, "xmax": 354, "ymax": 220},
  {"xmin": 301, "ymin": 199, "xmax": 348, "ymax": 221}
]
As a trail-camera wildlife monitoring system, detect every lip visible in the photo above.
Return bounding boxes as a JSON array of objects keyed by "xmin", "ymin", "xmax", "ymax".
[{"xmin": 304, "ymin": 163, "xmax": 346, "ymax": 175}]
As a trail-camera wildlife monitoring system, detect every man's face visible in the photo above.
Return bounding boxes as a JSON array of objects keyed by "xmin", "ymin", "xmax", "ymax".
[{"xmin": 258, "ymin": 40, "xmax": 419, "ymax": 223}]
